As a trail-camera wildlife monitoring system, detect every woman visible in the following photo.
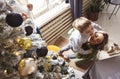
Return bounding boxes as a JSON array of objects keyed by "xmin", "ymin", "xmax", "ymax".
[
  {"xmin": 78, "ymin": 31, "xmax": 108, "ymax": 67},
  {"xmin": 81, "ymin": 31, "xmax": 108, "ymax": 52},
  {"xmin": 64, "ymin": 31, "xmax": 109, "ymax": 67}
]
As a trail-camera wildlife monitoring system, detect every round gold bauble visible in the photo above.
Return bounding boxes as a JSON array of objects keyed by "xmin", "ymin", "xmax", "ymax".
[
  {"xmin": 16, "ymin": 37, "xmax": 32, "ymax": 50},
  {"xmin": 18, "ymin": 58, "xmax": 37, "ymax": 76}
]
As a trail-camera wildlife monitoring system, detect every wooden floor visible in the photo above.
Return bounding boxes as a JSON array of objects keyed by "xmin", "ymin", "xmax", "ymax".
[{"xmin": 54, "ymin": 36, "xmax": 68, "ymax": 48}]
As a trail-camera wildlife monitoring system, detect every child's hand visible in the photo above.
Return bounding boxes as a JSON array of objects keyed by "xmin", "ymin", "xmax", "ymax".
[{"xmin": 27, "ymin": 4, "xmax": 33, "ymax": 11}]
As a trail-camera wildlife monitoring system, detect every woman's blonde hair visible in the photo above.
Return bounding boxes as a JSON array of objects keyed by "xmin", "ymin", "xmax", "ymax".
[{"xmin": 72, "ymin": 17, "xmax": 91, "ymax": 32}]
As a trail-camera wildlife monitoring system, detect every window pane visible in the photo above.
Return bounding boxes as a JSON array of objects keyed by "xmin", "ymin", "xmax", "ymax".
[
  {"xmin": 7, "ymin": 0, "xmax": 65, "ymax": 18},
  {"xmin": 28, "ymin": 0, "xmax": 48, "ymax": 17}
]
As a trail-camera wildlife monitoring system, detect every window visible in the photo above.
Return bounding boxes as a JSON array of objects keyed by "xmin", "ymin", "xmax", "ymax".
[
  {"xmin": 7, "ymin": 0, "xmax": 65, "ymax": 18},
  {"xmin": 7, "ymin": 0, "xmax": 70, "ymax": 27},
  {"xmin": 27, "ymin": 0, "xmax": 48, "ymax": 18}
]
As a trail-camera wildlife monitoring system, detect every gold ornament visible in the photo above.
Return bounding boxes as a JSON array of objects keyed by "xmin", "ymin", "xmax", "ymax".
[
  {"xmin": 46, "ymin": 56, "xmax": 51, "ymax": 60},
  {"xmin": 55, "ymin": 66, "xmax": 61, "ymax": 73},
  {"xmin": 18, "ymin": 58, "xmax": 37, "ymax": 76},
  {"xmin": 13, "ymin": 51, "xmax": 22, "ymax": 56},
  {"xmin": 16, "ymin": 38, "xmax": 21, "ymax": 44},
  {"xmin": 4, "ymin": 39, "xmax": 14, "ymax": 48},
  {"xmin": 3, "ymin": 69, "xmax": 7, "ymax": 75},
  {"xmin": 16, "ymin": 37, "xmax": 32, "ymax": 50},
  {"xmin": 46, "ymin": 45, "xmax": 64, "ymax": 60},
  {"xmin": 44, "ymin": 62, "xmax": 52, "ymax": 72},
  {"xmin": 47, "ymin": 45, "xmax": 60, "ymax": 53}
]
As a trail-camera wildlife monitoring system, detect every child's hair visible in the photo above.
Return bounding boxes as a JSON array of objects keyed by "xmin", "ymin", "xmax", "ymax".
[
  {"xmin": 72, "ymin": 17, "xmax": 91, "ymax": 33},
  {"xmin": 6, "ymin": 13, "xmax": 23, "ymax": 27},
  {"xmin": 25, "ymin": 26, "xmax": 33, "ymax": 36}
]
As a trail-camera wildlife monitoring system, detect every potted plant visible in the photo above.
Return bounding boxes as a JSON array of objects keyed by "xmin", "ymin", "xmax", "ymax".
[{"xmin": 86, "ymin": 0, "xmax": 104, "ymax": 21}]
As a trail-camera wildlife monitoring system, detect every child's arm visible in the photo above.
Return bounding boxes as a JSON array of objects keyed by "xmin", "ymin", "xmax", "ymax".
[
  {"xmin": 69, "ymin": 29, "xmax": 83, "ymax": 52},
  {"xmin": 58, "ymin": 44, "xmax": 72, "ymax": 55}
]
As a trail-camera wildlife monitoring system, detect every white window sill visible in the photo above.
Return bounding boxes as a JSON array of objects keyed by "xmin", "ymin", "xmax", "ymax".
[{"xmin": 34, "ymin": 3, "xmax": 70, "ymax": 27}]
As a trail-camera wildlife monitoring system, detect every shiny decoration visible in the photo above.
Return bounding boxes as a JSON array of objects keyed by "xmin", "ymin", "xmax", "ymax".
[
  {"xmin": 3, "ymin": 39, "xmax": 14, "ymax": 48},
  {"xmin": 54, "ymin": 66, "xmax": 61, "ymax": 73},
  {"xmin": 45, "ymin": 56, "xmax": 51, "ymax": 60},
  {"xmin": 3, "ymin": 69, "xmax": 7, "ymax": 75},
  {"xmin": 47, "ymin": 45, "xmax": 60, "ymax": 53},
  {"xmin": 36, "ymin": 46, "xmax": 48, "ymax": 57},
  {"xmin": 16, "ymin": 37, "xmax": 32, "ymax": 50},
  {"xmin": 13, "ymin": 51, "xmax": 22, "ymax": 56},
  {"xmin": 18, "ymin": 58, "xmax": 37, "ymax": 76},
  {"xmin": 6, "ymin": 13, "xmax": 23, "ymax": 27},
  {"xmin": 37, "ymin": 50, "xmax": 70, "ymax": 79},
  {"xmin": 44, "ymin": 62, "xmax": 52, "ymax": 72},
  {"xmin": 46, "ymin": 45, "xmax": 64, "ymax": 60}
]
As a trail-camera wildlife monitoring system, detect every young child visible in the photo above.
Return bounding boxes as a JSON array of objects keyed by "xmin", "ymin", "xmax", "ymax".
[{"xmin": 58, "ymin": 17, "xmax": 103, "ymax": 60}]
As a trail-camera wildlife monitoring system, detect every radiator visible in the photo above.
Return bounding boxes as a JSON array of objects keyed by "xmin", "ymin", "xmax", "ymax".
[{"xmin": 40, "ymin": 8, "xmax": 73, "ymax": 44}]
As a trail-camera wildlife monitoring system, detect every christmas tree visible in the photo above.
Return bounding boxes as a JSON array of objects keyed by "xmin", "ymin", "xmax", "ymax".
[
  {"xmin": 0, "ymin": 1, "xmax": 75, "ymax": 79},
  {"xmin": 0, "ymin": 1, "xmax": 23, "ymax": 79}
]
